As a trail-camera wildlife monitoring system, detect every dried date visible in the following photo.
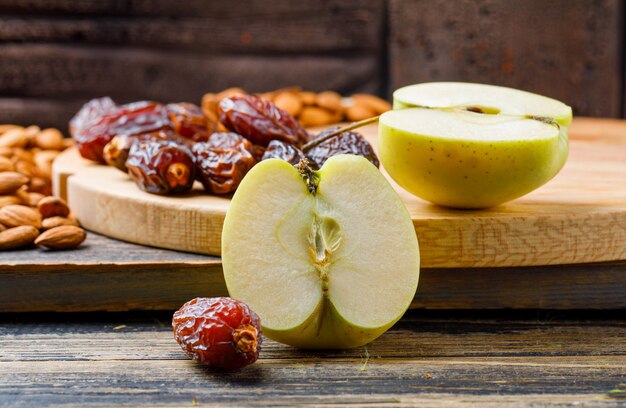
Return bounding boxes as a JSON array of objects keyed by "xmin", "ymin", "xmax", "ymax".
[
  {"xmin": 262, "ymin": 140, "xmax": 305, "ymax": 167},
  {"xmin": 305, "ymin": 127, "xmax": 379, "ymax": 168},
  {"xmin": 126, "ymin": 139, "xmax": 195, "ymax": 195},
  {"xmin": 166, "ymin": 102, "xmax": 215, "ymax": 143},
  {"xmin": 103, "ymin": 130, "xmax": 188, "ymax": 173},
  {"xmin": 192, "ymin": 133, "xmax": 257, "ymax": 195},
  {"xmin": 70, "ymin": 99, "xmax": 172, "ymax": 163},
  {"xmin": 218, "ymin": 95, "xmax": 309, "ymax": 147}
]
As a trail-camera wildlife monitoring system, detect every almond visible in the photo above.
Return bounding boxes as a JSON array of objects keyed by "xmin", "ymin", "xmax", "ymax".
[
  {"xmin": 42, "ymin": 216, "xmax": 79, "ymax": 230},
  {"xmin": 0, "ymin": 204, "xmax": 42, "ymax": 228},
  {"xmin": 0, "ymin": 195, "xmax": 22, "ymax": 208},
  {"xmin": 273, "ymin": 92, "xmax": 303, "ymax": 117},
  {"xmin": 13, "ymin": 187, "xmax": 29, "ymax": 204},
  {"xmin": 34, "ymin": 150, "xmax": 58, "ymax": 179},
  {"xmin": 0, "ymin": 125, "xmax": 21, "ymax": 135},
  {"xmin": 0, "ymin": 127, "xmax": 28, "ymax": 148},
  {"xmin": 0, "ymin": 225, "xmax": 39, "ymax": 250},
  {"xmin": 299, "ymin": 91, "xmax": 317, "ymax": 106},
  {"xmin": 26, "ymin": 192, "xmax": 46, "ymax": 207},
  {"xmin": 35, "ymin": 225, "xmax": 86, "ymax": 250},
  {"xmin": 13, "ymin": 159, "xmax": 37, "ymax": 178},
  {"xmin": 0, "ymin": 172, "xmax": 29, "ymax": 194},
  {"xmin": 216, "ymin": 87, "xmax": 246, "ymax": 102},
  {"xmin": 351, "ymin": 94, "xmax": 392, "ymax": 114},
  {"xmin": 0, "ymin": 156, "xmax": 14, "ymax": 172},
  {"xmin": 37, "ymin": 196, "xmax": 70, "ymax": 219},
  {"xmin": 23, "ymin": 125, "xmax": 40, "ymax": 147},
  {"xmin": 62, "ymin": 138, "xmax": 74, "ymax": 150},
  {"xmin": 299, "ymin": 106, "xmax": 341, "ymax": 127},
  {"xmin": 28, "ymin": 177, "xmax": 52, "ymax": 195},
  {"xmin": 0, "ymin": 147, "xmax": 13, "ymax": 157},
  {"xmin": 35, "ymin": 128, "xmax": 65, "ymax": 151},
  {"xmin": 345, "ymin": 103, "xmax": 376, "ymax": 122},
  {"xmin": 315, "ymin": 91, "xmax": 343, "ymax": 112},
  {"xmin": 11, "ymin": 148, "xmax": 34, "ymax": 163}
]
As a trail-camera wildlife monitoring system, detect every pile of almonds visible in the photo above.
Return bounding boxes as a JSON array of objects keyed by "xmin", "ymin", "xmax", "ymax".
[
  {"xmin": 0, "ymin": 125, "xmax": 86, "ymax": 251},
  {"xmin": 202, "ymin": 87, "xmax": 391, "ymax": 129}
]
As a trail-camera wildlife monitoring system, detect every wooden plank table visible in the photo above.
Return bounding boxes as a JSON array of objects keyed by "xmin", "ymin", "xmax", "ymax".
[
  {"xmin": 0, "ymin": 310, "xmax": 624, "ymax": 407},
  {"xmin": 1, "ymin": 232, "xmax": 625, "ymax": 312}
]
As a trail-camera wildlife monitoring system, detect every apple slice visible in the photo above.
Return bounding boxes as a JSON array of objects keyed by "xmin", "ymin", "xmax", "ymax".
[
  {"xmin": 379, "ymin": 82, "xmax": 571, "ymax": 208},
  {"xmin": 222, "ymin": 156, "xmax": 420, "ymax": 349},
  {"xmin": 393, "ymin": 82, "xmax": 572, "ymax": 126}
]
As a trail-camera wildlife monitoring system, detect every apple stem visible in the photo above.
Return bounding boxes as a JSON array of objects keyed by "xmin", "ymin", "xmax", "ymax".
[{"xmin": 302, "ymin": 116, "xmax": 380, "ymax": 152}]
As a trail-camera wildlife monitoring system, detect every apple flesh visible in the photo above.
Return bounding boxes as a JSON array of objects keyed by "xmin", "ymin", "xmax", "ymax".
[
  {"xmin": 380, "ymin": 82, "xmax": 571, "ymax": 208},
  {"xmin": 393, "ymin": 82, "xmax": 572, "ymax": 127},
  {"xmin": 222, "ymin": 156, "xmax": 420, "ymax": 349}
]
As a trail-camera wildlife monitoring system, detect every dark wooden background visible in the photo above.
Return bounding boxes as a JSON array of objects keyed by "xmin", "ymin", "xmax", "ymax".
[{"xmin": 0, "ymin": 0, "xmax": 623, "ymax": 130}]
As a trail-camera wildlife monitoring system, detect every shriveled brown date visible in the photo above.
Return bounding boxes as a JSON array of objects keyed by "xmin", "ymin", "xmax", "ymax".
[
  {"xmin": 192, "ymin": 133, "xmax": 257, "ymax": 195},
  {"xmin": 306, "ymin": 127, "xmax": 379, "ymax": 169},
  {"xmin": 103, "ymin": 130, "xmax": 186, "ymax": 173},
  {"xmin": 262, "ymin": 140, "xmax": 305, "ymax": 167},
  {"xmin": 166, "ymin": 102, "xmax": 215, "ymax": 143},
  {"xmin": 218, "ymin": 95, "xmax": 309, "ymax": 147},
  {"xmin": 70, "ymin": 99, "xmax": 172, "ymax": 163},
  {"xmin": 126, "ymin": 139, "xmax": 195, "ymax": 195}
]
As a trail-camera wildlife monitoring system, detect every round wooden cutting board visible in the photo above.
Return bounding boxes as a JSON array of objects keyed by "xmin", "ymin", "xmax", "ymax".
[{"xmin": 53, "ymin": 118, "xmax": 626, "ymax": 268}]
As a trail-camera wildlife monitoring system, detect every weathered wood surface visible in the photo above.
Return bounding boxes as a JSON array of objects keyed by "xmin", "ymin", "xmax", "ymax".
[
  {"xmin": 0, "ymin": 1, "xmax": 384, "ymax": 52},
  {"xmin": 54, "ymin": 118, "xmax": 626, "ymax": 267},
  {"xmin": 0, "ymin": 0, "xmax": 385, "ymax": 128},
  {"xmin": 0, "ymin": 312, "xmax": 624, "ymax": 406},
  {"xmin": 0, "ymin": 44, "xmax": 380, "ymax": 101},
  {"xmin": 1, "ymin": 232, "xmax": 625, "ymax": 312},
  {"xmin": 388, "ymin": 0, "xmax": 624, "ymax": 118}
]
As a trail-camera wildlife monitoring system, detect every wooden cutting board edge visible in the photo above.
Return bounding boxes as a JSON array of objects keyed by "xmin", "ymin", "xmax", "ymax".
[{"xmin": 53, "ymin": 118, "xmax": 626, "ymax": 268}]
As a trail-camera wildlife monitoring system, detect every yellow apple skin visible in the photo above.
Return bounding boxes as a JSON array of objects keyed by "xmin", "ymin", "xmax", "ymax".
[{"xmin": 379, "ymin": 116, "xmax": 569, "ymax": 209}]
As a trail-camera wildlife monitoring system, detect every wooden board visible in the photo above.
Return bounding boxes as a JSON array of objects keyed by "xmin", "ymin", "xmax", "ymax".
[
  {"xmin": 2, "ymin": 232, "xmax": 625, "ymax": 312},
  {"xmin": 1, "ymin": 311, "xmax": 625, "ymax": 406},
  {"xmin": 53, "ymin": 117, "xmax": 626, "ymax": 268}
]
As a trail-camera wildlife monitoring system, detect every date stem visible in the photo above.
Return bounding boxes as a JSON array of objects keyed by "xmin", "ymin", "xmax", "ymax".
[
  {"xmin": 166, "ymin": 163, "xmax": 192, "ymax": 189},
  {"xmin": 302, "ymin": 116, "xmax": 379, "ymax": 152}
]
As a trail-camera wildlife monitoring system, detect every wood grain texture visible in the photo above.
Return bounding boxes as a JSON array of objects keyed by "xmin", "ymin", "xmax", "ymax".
[
  {"xmin": 0, "ymin": 313, "xmax": 624, "ymax": 406},
  {"xmin": 0, "ymin": 0, "xmax": 385, "ymax": 129},
  {"xmin": 1, "ymin": 233, "xmax": 624, "ymax": 312},
  {"xmin": 0, "ymin": 1, "xmax": 384, "ymax": 52},
  {"xmin": 0, "ymin": 44, "xmax": 380, "ymax": 101},
  {"xmin": 54, "ymin": 118, "xmax": 626, "ymax": 268},
  {"xmin": 388, "ymin": 0, "xmax": 624, "ymax": 117}
]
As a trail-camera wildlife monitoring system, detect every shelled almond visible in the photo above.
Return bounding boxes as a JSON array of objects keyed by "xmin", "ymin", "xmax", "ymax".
[
  {"xmin": 202, "ymin": 87, "xmax": 391, "ymax": 128},
  {"xmin": 0, "ymin": 125, "xmax": 87, "ymax": 251}
]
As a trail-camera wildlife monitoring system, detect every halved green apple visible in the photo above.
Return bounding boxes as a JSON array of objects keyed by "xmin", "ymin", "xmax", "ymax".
[
  {"xmin": 222, "ymin": 156, "xmax": 420, "ymax": 349},
  {"xmin": 380, "ymin": 82, "xmax": 571, "ymax": 208}
]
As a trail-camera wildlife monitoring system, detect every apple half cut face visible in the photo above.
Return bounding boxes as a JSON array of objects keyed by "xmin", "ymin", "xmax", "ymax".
[
  {"xmin": 380, "ymin": 82, "xmax": 572, "ymax": 209},
  {"xmin": 393, "ymin": 82, "xmax": 572, "ymax": 127},
  {"xmin": 222, "ymin": 156, "xmax": 420, "ymax": 349}
]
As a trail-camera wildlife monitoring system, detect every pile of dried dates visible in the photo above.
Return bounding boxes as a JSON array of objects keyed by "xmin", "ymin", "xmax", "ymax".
[{"xmin": 70, "ymin": 93, "xmax": 380, "ymax": 196}]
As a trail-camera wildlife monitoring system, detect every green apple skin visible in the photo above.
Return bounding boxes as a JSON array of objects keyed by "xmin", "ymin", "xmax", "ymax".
[
  {"xmin": 262, "ymin": 296, "xmax": 401, "ymax": 349},
  {"xmin": 222, "ymin": 156, "xmax": 419, "ymax": 349},
  {"xmin": 379, "ymin": 109, "xmax": 569, "ymax": 208}
]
